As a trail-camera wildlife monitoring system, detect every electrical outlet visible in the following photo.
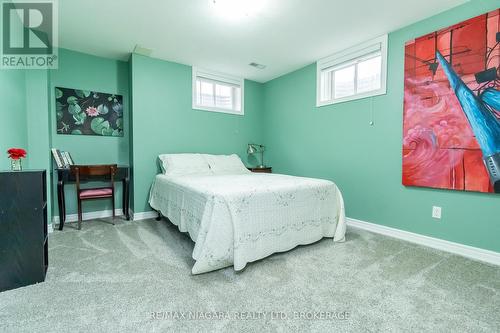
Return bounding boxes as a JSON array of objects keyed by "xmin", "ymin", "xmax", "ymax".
[{"xmin": 432, "ymin": 206, "xmax": 442, "ymax": 219}]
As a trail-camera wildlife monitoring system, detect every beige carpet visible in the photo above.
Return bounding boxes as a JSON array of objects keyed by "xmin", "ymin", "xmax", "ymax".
[{"xmin": 0, "ymin": 218, "xmax": 499, "ymax": 332}]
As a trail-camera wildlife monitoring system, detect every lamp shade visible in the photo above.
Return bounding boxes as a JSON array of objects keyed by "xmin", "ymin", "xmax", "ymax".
[{"xmin": 247, "ymin": 144, "xmax": 257, "ymax": 154}]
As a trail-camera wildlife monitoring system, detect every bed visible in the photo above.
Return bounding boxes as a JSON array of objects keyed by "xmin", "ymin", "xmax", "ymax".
[{"xmin": 148, "ymin": 153, "xmax": 346, "ymax": 274}]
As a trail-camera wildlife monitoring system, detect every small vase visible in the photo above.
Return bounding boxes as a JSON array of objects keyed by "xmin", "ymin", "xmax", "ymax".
[{"xmin": 10, "ymin": 158, "xmax": 22, "ymax": 171}]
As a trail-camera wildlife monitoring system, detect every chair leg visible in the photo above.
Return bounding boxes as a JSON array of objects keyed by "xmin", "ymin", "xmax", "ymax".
[
  {"xmin": 77, "ymin": 199, "xmax": 82, "ymax": 230},
  {"xmin": 111, "ymin": 195, "xmax": 116, "ymax": 225}
]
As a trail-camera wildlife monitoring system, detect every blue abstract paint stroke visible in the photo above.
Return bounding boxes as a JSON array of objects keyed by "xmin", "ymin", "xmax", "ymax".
[
  {"xmin": 436, "ymin": 51, "xmax": 500, "ymax": 157},
  {"xmin": 481, "ymin": 88, "xmax": 500, "ymax": 114}
]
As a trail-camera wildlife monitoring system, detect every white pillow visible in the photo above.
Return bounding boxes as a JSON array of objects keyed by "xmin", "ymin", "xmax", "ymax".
[
  {"xmin": 158, "ymin": 153, "xmax": 212, "ymax": 176},
  {"xmin": 204, "ymin": 154, "xmax": 250, "ymax": 175}
]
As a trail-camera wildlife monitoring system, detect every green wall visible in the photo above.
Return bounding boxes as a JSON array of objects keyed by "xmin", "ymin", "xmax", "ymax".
[
  {"xmin": 0, "ymin": 69, "xmax": 52, "ymax": 219},
  {"xmin": 49, "ymin": 49, "xmax": 130, "ymax": 216},
  {"xmin": 26, "ymin": 70, "xmax": 52, "ymax": 220},
  {"xmin": 0, "ymin": 70, "xmax": 27, "ymax": 170},
  {"xmin": 263, "ymin": 0, "xmax": 500, "ymax": 253},
  {"xmin": 0, "ymin": 3, "xmax": 52, "ymax": 219},
  {"xmin": 0, "ymin": 1, "xmax": 26, "ymax": 171},
  {"xmin": 130, "ymin": 54, "xmax": 265, "ymax": 213}
]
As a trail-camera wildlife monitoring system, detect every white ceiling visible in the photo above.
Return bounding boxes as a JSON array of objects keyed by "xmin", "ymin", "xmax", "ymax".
[{"xmin": 58, "ymin": 0, "xmax": 468, "ymax": 83}]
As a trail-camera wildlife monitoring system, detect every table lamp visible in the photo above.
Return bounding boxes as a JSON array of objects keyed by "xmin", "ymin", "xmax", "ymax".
[{"xmin": 247, "ymin": 143, "xmax": 266, "ymax": 168}]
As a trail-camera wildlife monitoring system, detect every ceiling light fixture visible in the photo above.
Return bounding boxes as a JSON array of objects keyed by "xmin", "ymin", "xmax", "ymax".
[{"xmin": 211, "ymin": 0, "xmax": 266, "ymax": 20}]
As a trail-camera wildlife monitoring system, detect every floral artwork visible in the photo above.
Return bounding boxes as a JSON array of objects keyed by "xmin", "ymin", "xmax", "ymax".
[
  {"xmin": 403, "ymin": 9, "xmax": 500, "ymax": 193},
  {"xmin": 55, "ymin": 87, "xmax": 124, "ymax": 136}
]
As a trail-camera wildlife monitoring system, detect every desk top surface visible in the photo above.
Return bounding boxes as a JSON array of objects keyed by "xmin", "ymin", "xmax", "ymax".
[
  {"xmin": 56, "ymin": 165, "xmax": 130, "ymax": 171},
  {"xmin": 0, "ymin": 169, "xmax": 46, "ymax": 173}
]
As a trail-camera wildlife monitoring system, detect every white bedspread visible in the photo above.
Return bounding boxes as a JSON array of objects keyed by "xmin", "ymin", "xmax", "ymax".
[{"xmin": 149, "ymin": 173, "xmax": 346, "ymax": 274}]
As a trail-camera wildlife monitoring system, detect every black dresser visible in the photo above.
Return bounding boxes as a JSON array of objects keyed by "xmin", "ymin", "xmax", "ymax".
[{"xmin": 0, "ymin": 170, "xmax": 48, "ymax": 292}]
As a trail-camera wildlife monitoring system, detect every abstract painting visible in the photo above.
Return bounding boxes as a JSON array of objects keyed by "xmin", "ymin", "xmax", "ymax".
[
  {"xmin": 403, "ymin": 9, "xmax": 500, "ymax": 194},
  {"xmin": 55, "ymin": 87, "xmax": 124, "ymax": 137}
]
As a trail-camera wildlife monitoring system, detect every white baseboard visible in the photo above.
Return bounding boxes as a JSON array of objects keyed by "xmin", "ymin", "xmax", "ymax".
[
  {"xmin": 52, "ymin": 209, "xmax": 125, "ymax": 224},
  {"xmin": 52, "ymin": 208, "xmax": 158, "ymax": 226},
  {"xmin": 130, "ymin": 210, "xmax": 158, "ymax": 221},
  {"xmin": 346, "ymin": 217, "xmax": 500, "ymax": 266}
]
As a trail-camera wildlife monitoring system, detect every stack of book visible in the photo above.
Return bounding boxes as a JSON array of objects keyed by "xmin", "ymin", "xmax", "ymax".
[{"xmin": 51, "ymin": 149, "xmax": 74, "ymax": 169}]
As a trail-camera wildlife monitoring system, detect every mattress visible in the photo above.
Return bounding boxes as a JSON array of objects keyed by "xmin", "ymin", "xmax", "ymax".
[{"xmin": 149, "ymin": 173, "xmax": 346, "ymax": 274}]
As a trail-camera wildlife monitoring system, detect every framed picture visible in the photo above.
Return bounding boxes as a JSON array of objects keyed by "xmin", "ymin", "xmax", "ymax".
[
  {"xmin": 403, "ymin": 9, "xmax": 500, "ymax": 194},
  {"xmin": 55, "ymin": 87, "xmax": 124, "ymax": 137}
]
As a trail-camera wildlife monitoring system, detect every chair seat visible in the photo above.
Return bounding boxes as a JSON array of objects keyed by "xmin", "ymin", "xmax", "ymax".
[{"xmin": 79, "ymin": 187, "xmax": 113, "ymax": 199}]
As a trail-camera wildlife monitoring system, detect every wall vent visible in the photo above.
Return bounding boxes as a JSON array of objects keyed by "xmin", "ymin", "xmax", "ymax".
[
  {"xmin": 249, "ymin": 62, "xmax": 266, "ymax": 69},
  {"xmin": 133, "ymin": 45, "xmax": 153, "ymax": 57}
]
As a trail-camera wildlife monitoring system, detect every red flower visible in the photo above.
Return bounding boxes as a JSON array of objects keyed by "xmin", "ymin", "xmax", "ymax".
[
  {"xmin": 85, "ymin": 106, "xmax": 99, "ymax": 117},
  {"xmin": 7, "ymin": 148, "xmax": 27, "ymax": 160}
]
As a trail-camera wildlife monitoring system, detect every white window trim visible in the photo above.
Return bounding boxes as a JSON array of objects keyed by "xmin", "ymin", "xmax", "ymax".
[
  {"xmin": 316, "ymin": 34, "xmax": 388, "ymax": 107},
  {"xmin": 192, "ymin": 67, "xmax": 244, "ymax": 115}
]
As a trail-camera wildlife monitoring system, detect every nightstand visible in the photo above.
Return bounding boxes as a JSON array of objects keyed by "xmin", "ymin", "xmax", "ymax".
[{"xmin": 248, "ymin": 167, "xmax": 272, "ymax": 173}]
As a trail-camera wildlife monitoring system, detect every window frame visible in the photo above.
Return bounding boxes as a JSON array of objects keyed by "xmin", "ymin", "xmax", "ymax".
[
  {"xmin": 316, "ymin": 34, "xmax": 388, "ymax": 107},
  {"xmin": 192, "ymin": 67, "xmax": 244, "ymax": 115}
]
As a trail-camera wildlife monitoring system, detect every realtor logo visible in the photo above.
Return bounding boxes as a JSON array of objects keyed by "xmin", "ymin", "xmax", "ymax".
[{"xmin": 1, "ymin": 0, "xmax": 58, "ymax": 69}]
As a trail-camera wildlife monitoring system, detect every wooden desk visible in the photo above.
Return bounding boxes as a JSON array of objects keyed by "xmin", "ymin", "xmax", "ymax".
[{"xmin": 56, "ymin": 165, "xmax": 130, "ymax": 230}]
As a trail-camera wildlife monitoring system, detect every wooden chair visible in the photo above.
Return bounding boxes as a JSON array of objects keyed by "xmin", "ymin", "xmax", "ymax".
[{"xmin": 70, "ymin": 164, "xmax": 117, "ymax": 230}]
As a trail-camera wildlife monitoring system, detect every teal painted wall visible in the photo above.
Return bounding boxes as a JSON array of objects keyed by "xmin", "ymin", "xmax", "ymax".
[
  {"xmin": 263, "ymin": 0, "xmax": 500, "ymax": 253},
  {"xmin": 130, "ymin": 54, "xmax": 265, "ymax": 213},
  {"xmin": 0, "ymin": 5, "xmax": 52, "ymax": 218},
  {"xmin": 0, "ymin": 70, "xmax": 27, "ymax": 170},
  {"xmin": 0, "ymin": 1, "xmax": 27, "ymax": 171},
  {"xmin": 26, "ymin": 70, "xmax": 52, "ymax": 220},
  {"xmin": 128, "ymin": 56, "xmax": 135, "ymax": 211},
  {"xmin": 49, "ymin": 49, "xmax": 130, "ymax": 216},
  {"xmin": 0, "ymin": 69, "xmax": 52, "ymax": 219}
]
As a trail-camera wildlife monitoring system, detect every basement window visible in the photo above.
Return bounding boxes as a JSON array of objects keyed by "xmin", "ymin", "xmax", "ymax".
[
  {"xmin": 316, "ymin": 35, "xmax": 388, "ymax": 106},
  {"xmin": 192, "ymin": 67, "xmax": 244, "ymax": 115}
]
